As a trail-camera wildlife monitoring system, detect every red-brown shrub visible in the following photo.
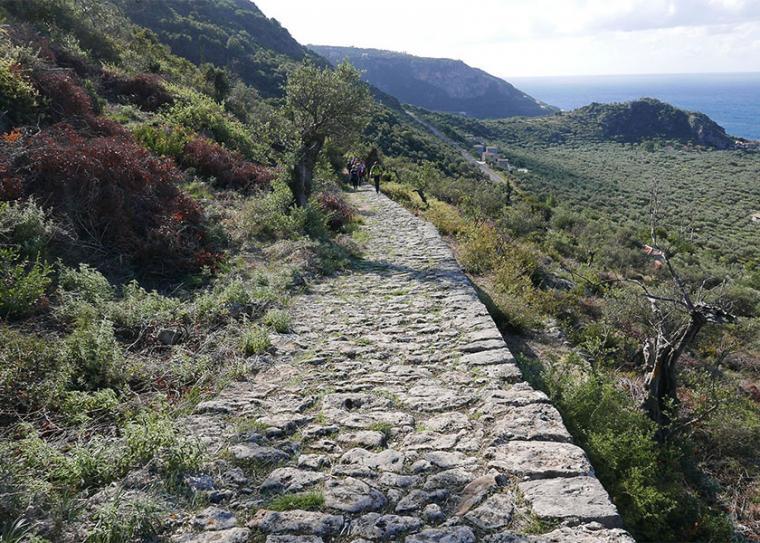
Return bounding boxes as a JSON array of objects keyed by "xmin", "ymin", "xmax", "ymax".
[
  {"xmin": 180, "ymin": 137, "xmax": 273, "ymax": 191},
  {"xmin": 6, "ymin": 123, "xmax": 219, "ymax": 276},
  {"xmin": 317, "ymin": 192, "xmax": 355, "ymax": 232},
  {"xmin": 31, "ymin": 69, "xmax": 93, "ymax": 119},
  {"xmin": 102, "ymin": 73, "xmax": 174, "ymax": 112}
]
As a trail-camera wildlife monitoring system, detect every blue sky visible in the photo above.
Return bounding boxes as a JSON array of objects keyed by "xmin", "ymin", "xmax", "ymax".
[{"xmin": 254, "ymin": 0, "xmax": 760, "ymax": 78}]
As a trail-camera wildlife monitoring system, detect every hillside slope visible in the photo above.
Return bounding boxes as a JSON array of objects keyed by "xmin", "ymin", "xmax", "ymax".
[
  {"xmin": 310, "ymin": 45, "xmax": 555, "ymax": 119},
  {"xmin": 417, "ymin": 98, "xmax": 735, "ymax": 149},
  {"xmin": 113, "ymin": 0, "xmax": 323, "ymax": 96}
]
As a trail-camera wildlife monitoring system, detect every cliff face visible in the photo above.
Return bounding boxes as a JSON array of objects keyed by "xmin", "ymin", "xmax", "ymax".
[{"xmin": 310, "ymin": 46, "xmax": 556, "ymax": 119}]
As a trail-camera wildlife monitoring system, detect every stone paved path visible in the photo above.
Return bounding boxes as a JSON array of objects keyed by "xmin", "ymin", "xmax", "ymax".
[{"xmin": 177, "ymin": 187, "xmax": 635, "ymax": 543}]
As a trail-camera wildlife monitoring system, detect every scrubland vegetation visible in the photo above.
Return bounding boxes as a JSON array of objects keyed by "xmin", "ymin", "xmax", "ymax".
[
  {"xmin": 2, "ymin": 1, "xmax": 758, "ymax": 542},
  {"xmin": 0, "ymin": 2, "xmax": 372, "ymax": 540}
]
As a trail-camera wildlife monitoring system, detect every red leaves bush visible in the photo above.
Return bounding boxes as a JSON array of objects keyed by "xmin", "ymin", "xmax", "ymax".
[
  {"xmin": 2, "ymin": 124, "xmax": 219, "ymax": 277},
  {"xmin": 102, "ymin": 73, "xmax": 174, "ymax": 112},
  {"xmin": 317, "ymin": 192, "xmax": 355, "ymax": 232},
  {"xmin": 180, "ymin": 137, "xmax": 273, "ymax": 191},
  {"xmin": 31, "ymin": 69, "xmax": 94, "ymax": 119}
]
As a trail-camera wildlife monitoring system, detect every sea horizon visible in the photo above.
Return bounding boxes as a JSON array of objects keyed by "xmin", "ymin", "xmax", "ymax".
[{"xmin": 509, "ymin": 72, "xmax": 760, "ymax": 141}]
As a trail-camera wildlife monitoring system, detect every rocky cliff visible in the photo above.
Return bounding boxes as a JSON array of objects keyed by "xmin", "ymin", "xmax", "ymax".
[{"xmin": 310, "ymin": 46, "xmax": 556, "ymax": 119}]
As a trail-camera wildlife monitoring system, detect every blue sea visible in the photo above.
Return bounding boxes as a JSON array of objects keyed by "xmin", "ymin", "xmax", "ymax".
[{"xmin": 510, "ymin": 73, "xmax": 760, "ymax": 141}]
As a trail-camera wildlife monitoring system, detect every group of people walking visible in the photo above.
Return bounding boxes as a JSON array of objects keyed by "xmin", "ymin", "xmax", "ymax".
[{"xmin": 347, "ymin": 157, "xmax": 384, "ymax": 193}]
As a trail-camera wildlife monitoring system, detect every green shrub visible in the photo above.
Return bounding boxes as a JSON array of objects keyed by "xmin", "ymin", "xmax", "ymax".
[
  {"xmin": 522, "ymin": 354, "xmax": 733, "ymax": 542},
  {"xmin": 0, "ymin": 55, "xmax": 39, "ymax": 123},
  {"xmin": 381, "ymin": 182, "xmax": 425, "ymax": 210},
  {"xmin": 0, "ymin": 200, "xmax": 56, "ymax": 260},
  {"xmin": 85, "ymin": 494, "xmax": 161, "ymax": 543},
  {"xmin": 423, "ymin": 200, "xmax": 467, "ymax": 236},
  {"xmin": 122, "ymin": 410, "xmax": 202, "ymax": 481},
  {"xmin": 55, "ymin": 264, "xmax": 114, "ymax": 322},
  {"xmin": 458, "ymin": 223, "xmax": 503, "ymax": 275},
  {"xmin": 65, "ymin": 319, "xmax": 124, "ymax": 391},
  {"xmin": 59, "ymin": 389, "xmax": 119, "ymax": 426},
  {"xmin": 164, "ymin": 85, "xmax": 260, "ymax": 160},
  {"xmin": 0, "ymin": 328, "xmax": 68, "ymax": 418},
  {"xmin": 242, "ymin": 179, "xmax": 303, "ymax": 240},
  {"xmin": 108, "ymin": 281, "xmax": 183, "ymax": 335},
  {"xmin": 192, "ymin": 278, "xmax": 265, "ymax": 324},
  {"xmin": 0, "ymin": 249, "xmax": 52, "ymax": 319},
  {"xmin": 240, "ymin": 325, "xmax": 270, "ymax": 356},
  {"xmin": 132, "ymin": 123, "xmax": 189, "ymax": 158},
  {"xmin": 263, "ymin": 308, "xmax": 290, "ymax": 333}
]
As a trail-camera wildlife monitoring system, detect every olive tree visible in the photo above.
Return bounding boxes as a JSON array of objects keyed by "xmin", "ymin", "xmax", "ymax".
[
  {"xmin": 284, "ymin": 61, "xmax": 371, "ymax": 206},
  {"xmin": 636, "ymin": 182, "xmax": 736, "ymax": 428}
]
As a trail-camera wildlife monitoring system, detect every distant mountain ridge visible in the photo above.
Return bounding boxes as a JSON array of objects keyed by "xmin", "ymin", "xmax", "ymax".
[{"xmin": 310, "ymin": 45, "xmax": 556, "ymax": 119}]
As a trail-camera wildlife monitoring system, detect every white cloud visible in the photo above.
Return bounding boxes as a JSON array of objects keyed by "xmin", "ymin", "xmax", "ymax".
[{"xmin": 253, "ymin": 0, "xmax": 760, "ymax": 76}]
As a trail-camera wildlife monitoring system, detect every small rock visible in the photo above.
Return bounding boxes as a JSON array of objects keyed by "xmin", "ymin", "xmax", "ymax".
[
  {"xmin": 462, "ymin": 348, "xmax": 515, "ymax": 367},
  {"xmin": 298, "ymin": 454, "xmax": 330, "ymax": 469},
  {"xmin": 323, "ymin": 477, "xmax": 387, "ymax": 513},
  {"xmin": 228, "ymin": 443, "xmax": 290, "ymax": 464},
  {"xmin": 411, "ymin": 459, "xmax": 432, "ymax": 473},
  {"xmin": 191, "ymin": 507, "xmax": 238, "ymax": 531},
  {"xmin": 422, "ymin": 504, "xmax": 445, "ymax": 524},
  {"xmin": 395, "ymin": 489, "xmax": 449, "ymax": 513},
  {"xmin": 337, "ymin": 431, "xmax": 386, "ymax": 448},
  {"xmin": 423, "ymin": 468, "xmax": 474, "ymax": 490},
  {"xmin": 185, "ymin": 474, "xmax": 215, "ymax": 492},
  {"xmin": 405, "ymin": 526, "xmax": 476, "ymax": 543},
  {"xmin": 542, "ymin": 522, "xmax": 636, "ymax": 542},
  {"xmin": 174, "ymin": 528, "xmax": 250, "ymax": 543},
  {"xmin": 487, "ymin": 441, "xmax": 592, "ymax": 479},
  {"xmin": 247, "ymin": 510, "xmax": 343, "ymax": 537},
  {"xmin": 424, "ymin": 451, "xmax": 476, "ymax": 469},
  {"xmin": 349, "ymin": 513, "xmax": 423, "ymax": 540},
  {"xmin": 464, "ymin": 493, "xmax": 515, "ymax": 530},
  {"xmin": 260, "ymin": 468, "xmax": 325, "ymax": 493}
]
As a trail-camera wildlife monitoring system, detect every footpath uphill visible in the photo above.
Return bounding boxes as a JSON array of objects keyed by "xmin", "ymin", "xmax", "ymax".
[{"xmin": 175, "ymin": 187, "xmax": 635, "ymax": 543}]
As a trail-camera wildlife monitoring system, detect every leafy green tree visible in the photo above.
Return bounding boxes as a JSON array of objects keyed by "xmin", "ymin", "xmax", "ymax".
[{"xmin": 284, "ymin": 60, "xmax": 371, "ymax": 206}]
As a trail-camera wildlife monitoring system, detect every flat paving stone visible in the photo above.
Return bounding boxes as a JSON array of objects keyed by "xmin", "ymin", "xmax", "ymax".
[
  {"xmin": 487, "ymin": 441, "xmax": 593, "ymax": 479},
  {"xmin": 518, "ymin": 476, "xmax": 623, "ymax": 528}
]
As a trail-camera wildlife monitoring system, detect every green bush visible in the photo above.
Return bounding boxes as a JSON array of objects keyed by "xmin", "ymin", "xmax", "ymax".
[
  {"xmin": 0, "ymin": 55, "xmax": 39, "ymax": 123},
  {"xmin": 0, "ymin": 328, "xmax": 67, "ymax": 419},
  {"xmin": 108, "ymin": 281, "xmax": 183, "ymax": 335},
  {"xmin": 132, "ymin": 123, "xmax": 189, "ymax": 158},
  {"xmin": 85, "ymin": 494, "xmax": 161, "ymax": 543},
  {"xmin": 0, "ymin": 249, "xmax": 52, "ymax": 319},
  {"xmin": 122, "ymin": 410, "xmax": 202, "ymax": 482},
  {"xmin": 240, "ymin": 325, "xmax": 270, "ymax": 356},
  {"xmin": 0, "ymin": 200, "xmax": 57, "ymax": 259},
  {"xmin": 458, "ymin": 223, "xmax": 503, "ymax": 275},
  {"xmin": 65, "ymin": 319, "xmax": 124, "ymax": 391},
  {"xmin": 243, "ymin": 179, "xmax": 305, "ymax": 240},
  {"xmin": 263, "ymin": 308, "xmax": 290, "ymax": 333},
  {"xmin": 55, "ymin": 264, "xmax": 114, "ymax": 322},
  {"xmin": 60, "ymin": 389, "xmax": 119, "ymax": 426},
  {"xmin": 423, "ymin": 200, "xmax": 467, "ymax": 236},
  {"xmin": 164, "ymin": 85, "xmax": 260, "ymax": 160}
]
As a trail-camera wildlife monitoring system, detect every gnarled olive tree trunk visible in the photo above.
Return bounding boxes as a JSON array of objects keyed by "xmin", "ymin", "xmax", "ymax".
[{"xmin": 290, "ymin": 139, "xmax": 323, "ymax": 207}]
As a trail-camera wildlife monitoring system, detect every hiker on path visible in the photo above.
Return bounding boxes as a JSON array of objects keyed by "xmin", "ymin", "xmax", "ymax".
[
  {"xmin": 350, "ymin": 163, "xmax": 359, "ymax": 190},
  {"xmin": 370, "ymin": 162, "xmax": 383, "ymax": 193},
  {"xmin": 357, "ymin": 161, "xmax": 366, "ymax": 184}
]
